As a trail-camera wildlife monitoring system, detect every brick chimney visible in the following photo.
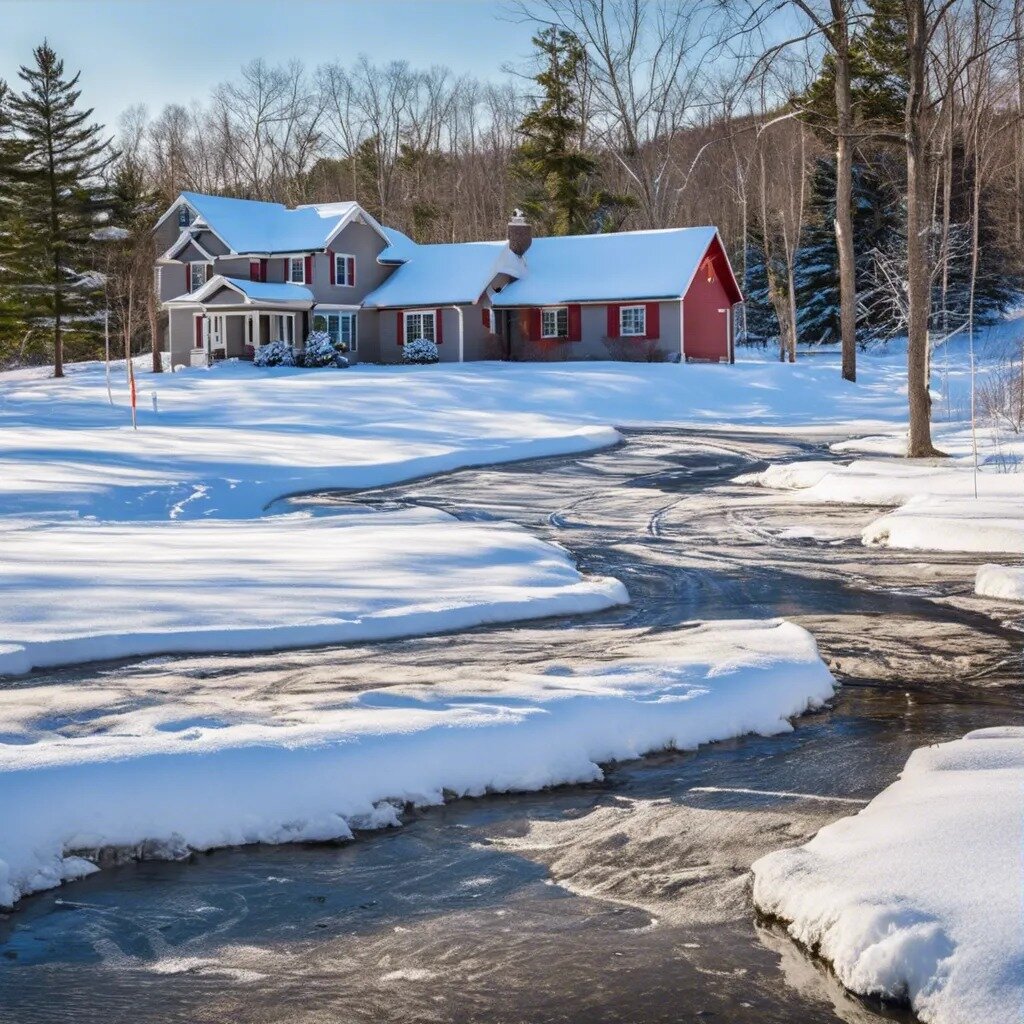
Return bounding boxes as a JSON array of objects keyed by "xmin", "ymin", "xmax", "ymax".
[{"xmin": 508, "ymin": 209, "xmax": 532, "ymax": 256}]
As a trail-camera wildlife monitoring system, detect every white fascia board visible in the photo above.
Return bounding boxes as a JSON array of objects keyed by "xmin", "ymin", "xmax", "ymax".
[{"xmin": 323, "ymin": 204, "xmax": 392, "ymax": 249}]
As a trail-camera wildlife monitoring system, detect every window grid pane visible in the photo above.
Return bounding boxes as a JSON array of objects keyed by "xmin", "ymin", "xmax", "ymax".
[
  {"xmin": 542, "ymin": 307, "xmax": 568, "ymax": 338},
  {"xmin": 620, "ymin": 305, "xmax": 646, "ymax": 337},
  {"xmin": 290, "ymin": 258, "xmax": 304, "ymax": 283},
  {"xmin": 406, "ymin": 312, "xmax": 434, "ymax": 343}
]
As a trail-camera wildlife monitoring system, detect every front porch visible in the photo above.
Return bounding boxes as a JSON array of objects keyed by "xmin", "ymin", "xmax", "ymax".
[{"xmin": 192, "ymin": 309, "xmax": 306, "ymax": 365}]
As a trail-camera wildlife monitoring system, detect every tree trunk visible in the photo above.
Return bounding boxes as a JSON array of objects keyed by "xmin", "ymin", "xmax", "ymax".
[
  {"xmin": 832, "ymin": 1, "xmax": 857, "ymax": 382},
  {"xmin": 149, "ymin": 264, "xmax": 162, "ymax": 373},
  {"xmin": 905, "ymin": 0, "xmax": 941, "ymax": 457}
]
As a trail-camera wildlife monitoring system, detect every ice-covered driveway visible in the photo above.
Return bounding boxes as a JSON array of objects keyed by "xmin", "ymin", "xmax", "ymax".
[{"xmin": 0, "ymin": 357, "xmax": 913, "ymax": 521}]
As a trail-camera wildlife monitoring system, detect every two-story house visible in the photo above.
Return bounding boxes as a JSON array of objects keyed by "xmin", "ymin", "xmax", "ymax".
[{"xmin": 154, "ymin": 193, "xmax": 743, "ymax": 367}]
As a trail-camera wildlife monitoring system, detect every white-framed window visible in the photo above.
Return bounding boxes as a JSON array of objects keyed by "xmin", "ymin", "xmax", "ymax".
[
  {"xmin": 404, "ymin": 310, "xmax": 436, "ymax": 344},
  {"xmin": 620, "ymin": 305, "xmax": 646, "ymax": 337},
  {"xmin": 188, "ymin": 261, "xmax": 209, "ymax": 293},
  {"xmin": 325, "ymin": 312, "xmax": 358, "ymax": 352},
  {"xmin": 334, "ymin": 253, "xmax": 356, "ymax": 287},
  {"xmin": 289, "ymin": 257, "xmax": 305, "ymax": 284},
  {"xmin": 541, "ymin": 306, "xmax": 568, "ymax": 339},
  {"xmin": 178, "ymin": 205, "xmax": 190, "ymax": 227}
]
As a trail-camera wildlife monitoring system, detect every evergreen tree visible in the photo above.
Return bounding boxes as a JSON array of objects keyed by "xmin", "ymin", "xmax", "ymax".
[
  {"xmin": 7, "ymin": 42, "xmax": 115, "ymax": 376},
  {"xmin": 514, "ymin": 27, "xmax": 628, "ymax": 235},
  {"xmin": 0, "ymin": 79, "xmax": 33, "ymax": 363}
]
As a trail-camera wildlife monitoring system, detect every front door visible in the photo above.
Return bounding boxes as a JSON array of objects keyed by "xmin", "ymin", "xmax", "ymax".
[{"xmin": 209, "ymin": 315, "xmax": 226, "ymax": 355}]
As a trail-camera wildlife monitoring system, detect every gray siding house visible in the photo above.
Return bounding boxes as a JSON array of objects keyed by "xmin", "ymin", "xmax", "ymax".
[{"xmin": 155, "ymin": 193, "xmax": 743, "ymax": 367}]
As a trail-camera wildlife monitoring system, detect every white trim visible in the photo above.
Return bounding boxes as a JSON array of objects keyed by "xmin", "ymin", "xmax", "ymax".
[
  {"xmin": 333, "ymin": 252, "xmax": 356, "ymax": 287},
  {"xmin": 187, "ymin": 261, "xmax": 212, "ymax": 294},
  {"xmin": 322, "ymin": 204, "xmax": 393, "ymax": 250},
  {"xmin": 161, "ymin": 230, "xmax": 218, "ymax": 263},
  {"xmin": 541, "ymin": 305, "xmax": 568, "ymax": 340},
  {"xmin": 288, "ymin": 256, "xmax": 306, "ymax": 285},
  {"xmin": 403, "ymin": 309, "xmax": 438, "ymax": 344},
  {"xmin": 619, "ymin": 304, "xmax": 646, "ymax": 337},
  {"xmin": 679, "ymin": 230, "xmax": 743, "ymax": 304},
  {"xmin": 313, "ymin": 302, "xmax": 361, "ymax": 311}
]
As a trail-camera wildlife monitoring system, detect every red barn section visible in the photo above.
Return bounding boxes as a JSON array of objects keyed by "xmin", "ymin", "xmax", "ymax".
[{"xmin": 683, "ymin": 234, "xmax": 743, "ymax": 362}]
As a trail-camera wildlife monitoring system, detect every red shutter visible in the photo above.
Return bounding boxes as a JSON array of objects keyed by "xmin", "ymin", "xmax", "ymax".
[
  {"xmin": 645, "ymin": 302, "xmax": 660, "ymax": 340},
  {"xmin": 194, "ymin": 315, "xmax": 203, "ymax": 348},
  {"xmin": 529, "ymin": 308, "xmax": 542, "ymax": 341},
  {"xmin": 568, "ymin": 304, "xmax": 582, "ymax": 342},
  {"xmin": 282, "ymin": 258, "xmax": 289, "ymax": 280},
  {"xmin": 482, "ymin": 306, "xmax": 491, "ymax": 331},
  {"xmin": 435, "ymin": 309, "xmax": 444, "ymax": 344},
  {"xmin": 249, "ymin": 260, "xmax": 260, "ymax": 281},
  {"xmin": 185, "ymin": 264, "xmax": 190, "ymax": 294},
  {"xmin": 397, "ymin": 310, "xmax": 404, "ymax": 345},
  {"xmin": 347, "ymin": 256, "xmax": 356, "ymax": 287},
  {"xmin": 305, "ymin": 255, "xmax": 313, "ymax": 283},
  {"xmin": 260, "ymin": 259, "xmax": 268, "ymax": 283},
  {"xmin": 606, "ymin": 304, "xmax": 620, "ymax": 339},
  {"xmin": 328, "ymin": 249, "xmax": 336, "ymax": 285}
]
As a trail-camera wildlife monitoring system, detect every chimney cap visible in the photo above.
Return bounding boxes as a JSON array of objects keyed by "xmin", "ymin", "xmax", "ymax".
[{"xmin": 510, "ymin": 208, "xmax": 527, "ymax": 224}]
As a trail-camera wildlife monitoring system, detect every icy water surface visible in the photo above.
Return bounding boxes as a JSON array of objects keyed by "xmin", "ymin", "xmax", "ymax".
[{"xmin": 1, "ymin": 429, "xmax": 1021, "ymax": 1023}]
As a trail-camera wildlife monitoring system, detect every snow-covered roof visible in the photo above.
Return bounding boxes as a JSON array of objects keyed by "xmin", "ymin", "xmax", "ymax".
[
  {"xmin": 491, "ymin": 227, "xmax": 734, "ymax": 306},
  {"xmin": 156, "ymin": 193, "xmax": 388, "ymax": 256},
  {"xmin": 378, "ymin": 226, "xmax": 418, "ymax": 264},
  {"xmin": 363, "ymin": 242, "xmax": 526, "ymax": 308},
  {"xmin": 166, "ymin": 275, "xmax": 314, "ymax": 306}
]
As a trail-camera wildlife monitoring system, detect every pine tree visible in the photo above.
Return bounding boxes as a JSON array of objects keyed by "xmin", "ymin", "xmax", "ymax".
[
  {"xmin": 0, "ymin": 79, "xmax": 33, "ymax": 363},
  {"xmin": 7, "ymin": 42, "xmax": 115, "ymax": 376},
  {"xmin": 514, "ymin": 28, "xmax": 628, "ymax": 235}
]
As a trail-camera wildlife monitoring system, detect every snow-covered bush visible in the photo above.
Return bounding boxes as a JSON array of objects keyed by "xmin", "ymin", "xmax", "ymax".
[
  {"xmin": 302, "ymin": 331, "xmax": 337, "ymax": 368},
  {"xmin": 253, "ymin": 341, "xmax": 295, "ymax": 368},
  {"xmin": 402, "ymin": 338, "xmax": 439, "ymax": 364}
]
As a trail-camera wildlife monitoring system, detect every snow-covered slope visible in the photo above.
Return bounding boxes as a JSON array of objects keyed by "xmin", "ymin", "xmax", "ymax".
[
  {"xmin": 752, "ymin": 728, "xmax": 1024, "ymax": 1024},
  {"xmin": 0, "ymin": 619, "xmax": 835, "ymax": 908},
  {"xmin": 975, "ymin": 563, "xmax": 1024, "ymax": 600}
]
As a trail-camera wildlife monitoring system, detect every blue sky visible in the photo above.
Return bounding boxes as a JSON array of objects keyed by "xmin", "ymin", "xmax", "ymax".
[{"xmin": 0, "ymin": 0, "xmax": 535, "ymax": 130}]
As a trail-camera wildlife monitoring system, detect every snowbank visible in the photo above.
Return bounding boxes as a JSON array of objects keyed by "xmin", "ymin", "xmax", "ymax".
[
  {"xmin": 0, "ymin": 509, "xmax": 627, "ymax": 676},
  {"xmin": 0, "ymin": 619, "xmax": 835, "ymax": 908},
  {"xmin": 975, "ymin": 563, "xmax": 1024, "ymax": 601},
  {"xmin": 738, "ymin": 457, "xmax": 1024, "ymax": 507},
  {"xmin": 752, "ymin": 728, "xmax": 1024, "ymax": 1024},
  {"xmin": 862, "ymin": 496, "xmax": 1024, "ymax": 553}
]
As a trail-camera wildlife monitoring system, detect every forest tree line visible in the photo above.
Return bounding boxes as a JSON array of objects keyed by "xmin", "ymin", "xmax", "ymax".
[{"xmin": 1, "ymin": 0, "xmax": 1023, "ymax": 450}]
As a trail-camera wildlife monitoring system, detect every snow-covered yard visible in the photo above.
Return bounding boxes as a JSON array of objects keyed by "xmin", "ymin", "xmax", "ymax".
[
  {"xmin": 0, "ymin": 509, "xmax": 626, "ymax": 676},
  {"xmin": 975, "ymin": 563, "xmax": 1024, "ymax": 601},
  {"xmin": 0, "ymin": 354, "xmax": 923, "ymax": 673},
  {"xmin": 0, "ymin": 356, "xmax": 917, "ymax": 521},
  {"xmin": 752, "ymin": 727, "xmax": 1024, "ymax": 1024},
  {"xmin": 0, "ymin": 619, "xmax": 834, "ymax": 908}
]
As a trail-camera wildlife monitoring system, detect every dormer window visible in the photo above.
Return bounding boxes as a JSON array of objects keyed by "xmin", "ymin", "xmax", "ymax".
[
  {"xmin": 289, "ymin": 257, "xmax": 305, "ymax": 284},
  {"xmin": 178, "ymin": 205, "xmax": 190, "ymax": 227}
]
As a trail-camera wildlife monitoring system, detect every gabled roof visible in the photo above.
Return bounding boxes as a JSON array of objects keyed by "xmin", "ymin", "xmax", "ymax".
[
  {"xmin": 165, "ymin": 275, "xmax": 314, "ymax": 306},
  {"xmin": 154, "ymin": 193, "xmax": 389, "ymax": 256},
  {"xmin": 490, "ymin": 227, "xmax": 741, "ymax": 306},
  {"xmin": 362, "ymin": 241, "xmax": 526, "ymax": 308}
]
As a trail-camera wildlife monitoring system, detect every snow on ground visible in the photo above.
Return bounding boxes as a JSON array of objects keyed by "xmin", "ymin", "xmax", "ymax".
[
  {"xmin": 863, "ymin": 496, "xmax": 1024, "ymax": 554},
  {"xmin": 0, "ymin": 509, "xmax": 627, "ymax": 676},
  {"xmin": 739, "ymin": 422, "xmax": 1024, "ymax": 554},
  {"xmin": 0, "ymin": 619, "xmax": 835, "ymax": 908},
  {"xmin": 0, "ymin": 353, "xmax": 930, "ymax": 668},
  {"xmin": 0, "ymin": 355, "xmax": 920, "ymax": 522},
  {"xmin": 975, "ymin": 563, "xmax": 1024, "ymax": 601},
  {"xmin": 752, "ymin": 727, "xmax": 1024, "ymax": 1024}
]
